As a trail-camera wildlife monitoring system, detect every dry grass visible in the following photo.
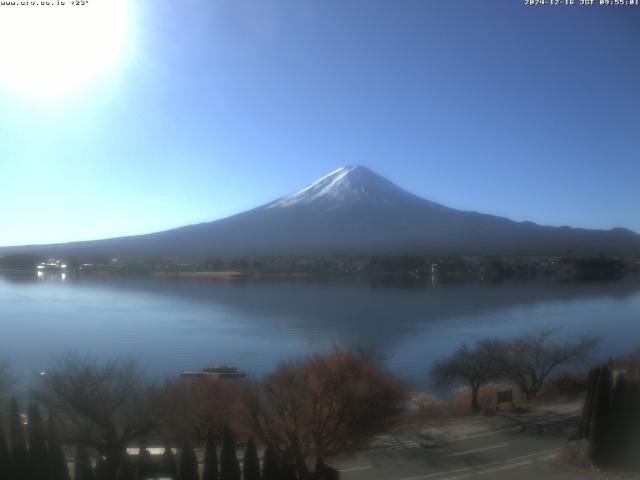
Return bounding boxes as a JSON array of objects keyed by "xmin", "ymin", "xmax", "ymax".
[
  {"xmin": 408, "ymin": 392, "xmax": 468, "ymax": 421},
  {"xmin": 409, "ymin": 383, "xmax": 516, "ymax": 421},
  {"xmin": 408, "ymin": 376, "xmax": 590, "ymax": 423},
  {"xmin": 558, "ymin": 440, "xmax": 640, "ymax": 480},
  {"xmin": 535, "ymin": 373, "xmax": 588, "ymax": 403},
  {"xmin": 558, "ymin": 439, "xmax": 591, "ymax": 470},
  {"xmin": 614, "ymin": 350, "xmax": 640, "ymax": 380}
]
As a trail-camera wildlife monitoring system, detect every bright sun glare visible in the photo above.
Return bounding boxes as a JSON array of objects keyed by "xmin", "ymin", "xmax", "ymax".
[{"xmin": 0, "ymin": 0, "xmax": 129, "ymax": 97}]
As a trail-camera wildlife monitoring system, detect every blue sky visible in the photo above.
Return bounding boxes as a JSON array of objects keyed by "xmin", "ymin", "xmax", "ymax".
[{"xmin": 0, "ymin": 0, "xmax": 638, "ymax": 246}]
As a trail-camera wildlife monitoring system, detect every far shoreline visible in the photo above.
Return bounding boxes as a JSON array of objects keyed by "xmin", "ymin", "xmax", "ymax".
[{"xmin": 151, "ymin": 270, "xmax": 315, "ymax": 279}]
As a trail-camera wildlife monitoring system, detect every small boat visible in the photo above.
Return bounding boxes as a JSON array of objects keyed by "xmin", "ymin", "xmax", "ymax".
[
  {"xmin": 203, "ymin": 364, "xmax": 240, "ymax": 374},
  {"xmin": 180, "ymin": 371, "xmax": 217, "ymax": 379},
  {"xmin": 216, "ymin": 371, "xmax": 246, "ymax": 379},
  {"xmin": 181, "ymin": 365, "xmax": 246, "ymax": 380}
]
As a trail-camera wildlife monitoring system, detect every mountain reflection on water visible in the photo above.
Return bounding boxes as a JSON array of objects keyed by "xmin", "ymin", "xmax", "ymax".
[{"xmin": 1, "ymin": 274, "xmax": 639, "ymax": 391}]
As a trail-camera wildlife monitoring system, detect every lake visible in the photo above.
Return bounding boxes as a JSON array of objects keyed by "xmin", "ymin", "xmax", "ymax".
[{"xmin": 1, "ymin": 274, "xmax": 639, "ymax": 391}]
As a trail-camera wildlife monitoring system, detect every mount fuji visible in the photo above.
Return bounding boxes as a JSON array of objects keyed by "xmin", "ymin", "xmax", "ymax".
[{"xmin": 3, "ymin": 166, "xmax": 640, "ymax": 258}]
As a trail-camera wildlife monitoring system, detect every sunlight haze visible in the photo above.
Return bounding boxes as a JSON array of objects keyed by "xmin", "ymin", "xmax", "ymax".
[{"xmin": 0, "ymin": 0, "xmax": 131, "ymax": 98}]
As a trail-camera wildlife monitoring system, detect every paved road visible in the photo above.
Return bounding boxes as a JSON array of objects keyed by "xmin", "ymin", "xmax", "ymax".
[{"xmin": 332, "ymin": 403, "xmax": 591, "ymax": 480}]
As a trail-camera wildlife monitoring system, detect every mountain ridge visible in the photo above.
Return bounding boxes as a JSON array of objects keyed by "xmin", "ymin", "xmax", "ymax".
[{"xmin": 1, "ymin": 166, "xmax": 639, "ymax": 259}]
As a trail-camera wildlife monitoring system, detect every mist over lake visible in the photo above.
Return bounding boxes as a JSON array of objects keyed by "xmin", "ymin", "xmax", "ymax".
[{"xmin": 1, "ymin": 274, "xmax": 639, "ymax": 391}]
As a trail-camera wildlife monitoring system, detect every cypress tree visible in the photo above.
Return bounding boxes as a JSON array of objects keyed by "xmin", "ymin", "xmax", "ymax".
[
  {"xmin": 314, "ymin": 458, "xmax": 325, "ymax": 480},
  {"xmin": 179, "ymin": 441, "xmax": 198, "ymax": 480},
  {"xmin": 323, "ymin": 466, "xmax": 340, "ymax": 480},
  {"xmin": 48, "ymin": 414, "xmax": 71, "ymax": 480},
  {"xmin": 137, "ymin": 445, "xmax": 156, "ymax": 480},
  {"xmin": 118, "ymin": 451, "xmax": 137, "ymax": 480},
  {"xmin": 314, "ymin": 459, "xmax": 339, "ymax": 480},
  {"xmin": 160, "ymin": 445, "xmax": 178, "ymax": 480},
  {"xmin": 0, "ymin": 422, "xmax": 12, "ymax": 480},
  {"xmin": 74, "ymin": 444, "xmax": 95, "ymax": 480},
  {"xmin": 28, "ymin": 403, "xmax": 49, "ymax": 480},
  {"xmin": 96, "ymin": 456, "xmax": 109, "ymax": 480},
  {"xmin": 242, "ymin": 438, "xmax": 260, "ymax": 480},
  {"xmin": 260, "ymin": 446, "xmax": 279, "ymax": 480},
  {"xmin": 629, "ymin": 382, "xmax": 640, "ymax": 470},
  {"xmin": 279, "ymin": 462, "xmax": 296, "ymax": 480},
  {"xmin": 589, "ymin": 363, "xmax": 612, "ymax": 466},
  {"xmin": 202, "ymin": 431, "xmax": 219, "ymax": 480},
  {"xmin": 104, "ymin": 452, "xmax": 121, "ymax": 480},
  {"xmin": 609, "ymin": 374, "xmax": 627, "ymax": 465},
  {"xmin": 615, "ymin": 379, "xmax": 639, "ymax": 469},
  {"xmin": 219, "ymin": 427, "xmax": 240, "ymax": 480},
  {"xmin": 579, "ymin": 368, "xmax": 599, "ymax": 438},
  {"xmin": 10, "ymin": 398, "xmax": 30, "ymax": 480},
  {"xmin": 326, "ymin": 466, "xmax": 340, "ymax": 480}
]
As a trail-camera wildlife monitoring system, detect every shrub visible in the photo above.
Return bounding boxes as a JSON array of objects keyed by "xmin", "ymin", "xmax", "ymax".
[{"xmin": 539, "ymin": 373, "xmax": 588, "ymax": 401}]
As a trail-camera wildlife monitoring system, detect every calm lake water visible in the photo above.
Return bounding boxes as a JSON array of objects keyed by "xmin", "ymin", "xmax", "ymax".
[{"xmin": 1, "ymin": 274, "xmax": 639, "ymax": 391}]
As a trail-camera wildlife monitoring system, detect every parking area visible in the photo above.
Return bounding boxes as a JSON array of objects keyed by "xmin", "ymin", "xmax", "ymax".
[{"xmin": 333, "ymin": 403, "xmax": 591, "ymax": 480}]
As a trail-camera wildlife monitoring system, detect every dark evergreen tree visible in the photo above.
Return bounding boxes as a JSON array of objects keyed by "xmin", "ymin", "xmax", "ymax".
[
  {"xmin": 48, "ymin": 414, "xmax": 71, "ymax": 480},
  {"xmin": 609, "ymin": 374, "xmax": 628, "ymax": 465},
  {"xmin": 118, "ymin": 451, "xmax": 137, "ymax": 480},
  {"xmin": 0, "ymin": 423, "xmax": 12, "ymax": 480},
  {"xmin": 313, "ymin": 458, "xmax": 324, "ymax": 480},
  {"xmin": 242, "ymin": 438, "xmax": 260, "ymax": 480},
  {"xmin": 628, "ymin": 382, "xmax": 640, "ymax": 470},
  {"xmin": 589, "ymin": 363, "xmax": 612, "ymax": 466},
  {"xmin": 137, "ymin": 445, "xmax": 156, "ymax": 480},
  {"xmin": 202, "ymin": 431, "xmax": 219, "ymax": 480},
  {"xmin": 179, "ymin": 441, "xmax": 199, "ymax": 480},
  {"xmin": 219, "ymin": 427, "xmax": 240, "ymax": 480},
  {"xmin": 74, "ymin": 444, "xmax": 95, "ymax": 480},
  {"xmin": 313, "ymin": 459, "xmax": 339, "ymax": 480},
  {"xmin": 323, "ymin": 466, "xmax": 340, "ymax": 480},
  {"xmin": 279, "ymin": 462, "xmax": 296, "ymax": 480},
  {"xmin": 614, "ymin": 379, "xmax": 640, "ymax": 470},
  {"xmin": 579, "ymin": 368, "xmax": 640, "ymax": 471},
  {"xmin": 260, "ymin": 446, "xmax": 279, "ymax": 480},
  {"xmin": 10, "ymin": 398, "xmax": 30, "ymax": 480},
  {"xmin": 160, "ymin": 445, "xmax": 178, "ymax": 480},
  {"xmin": 579, "ymin": 368, "xmax": 599, "ymax": 438},
  {"xmin": 28, "ymin": 403, "xmax": 49, "ymax": 480},
  {"xmin": 96, "ymin": 456, "xmax": 109, "ymax": 480}
]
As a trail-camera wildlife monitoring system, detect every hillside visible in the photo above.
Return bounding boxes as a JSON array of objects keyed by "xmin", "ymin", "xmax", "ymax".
[{"xmin": 2, "ymin": 166, "xmax": 639, "ymax": 259}]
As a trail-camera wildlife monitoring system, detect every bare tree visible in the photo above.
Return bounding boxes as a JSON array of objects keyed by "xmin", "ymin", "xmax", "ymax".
[
  {"xmin": 36, "ymin": 354, "xmax": 160, "ymax": 480},
  {"xmin": 152, "ymin": 377, "xmax": 244, "ymax": 443},
  {"xmin": 243, "ymin": 348, "xmax": 406, "ymax": 479},
  {"xmin": 612, "ymin": 349, "xmax": 640, "ymax": 380},
  {"xmin": 432, "ymin": 339, "xmax": 508, "ymax": 413},
  {"xmin": 505, "ymin": 329, "xmax": 599, "ymax": 400}
]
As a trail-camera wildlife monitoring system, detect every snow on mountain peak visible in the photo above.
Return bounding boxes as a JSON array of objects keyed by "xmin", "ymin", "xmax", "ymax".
[{"xmin": 266, "ymin": 165, "xmax": 420, "ymax": 209}]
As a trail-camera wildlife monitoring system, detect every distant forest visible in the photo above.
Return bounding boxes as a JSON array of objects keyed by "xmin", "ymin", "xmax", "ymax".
[{"xmin": 1, "ymin": 253, "xmax": 638, "ymax": 283}]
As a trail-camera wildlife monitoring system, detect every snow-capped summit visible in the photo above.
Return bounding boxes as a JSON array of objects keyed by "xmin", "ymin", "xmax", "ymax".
[
  {"xmin": 3, "ymin": 166, "xmax": 639, "ymax": 258},
  {"xmin": 266, "ymin": 165, "xmax": 424, "ymax": 210}
]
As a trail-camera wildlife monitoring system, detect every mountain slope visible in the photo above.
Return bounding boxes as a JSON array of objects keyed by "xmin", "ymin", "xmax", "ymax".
[{"xmin": 3, "ymin": 166, "xmax": 640, "ymax": 258}]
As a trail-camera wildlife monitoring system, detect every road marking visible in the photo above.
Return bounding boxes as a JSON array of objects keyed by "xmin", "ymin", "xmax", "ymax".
[
  {"xmin": 437, "ymin": 460, "xmax": 534, "ymax": 480},
  {"xmin": 446, "ymin": 427, "xmax": 520, "ymax": 442},
  {"xmin": 445, "ymin": 443, "xmax": 509, "ymax": 457},
  {"xmin": 437, "ymin": 453, "xmax": 558, "ymax": 480},
  {"xmin": 396, "ymin": 447, "xmax": 560, "ymax": 480},
  {"xmin": 339, "ymin": 466, "xmax": 374, "ymax": 472},
  {"xmin": 445, "ymin": 413, "xmax": 579, "ymax": 443}
]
